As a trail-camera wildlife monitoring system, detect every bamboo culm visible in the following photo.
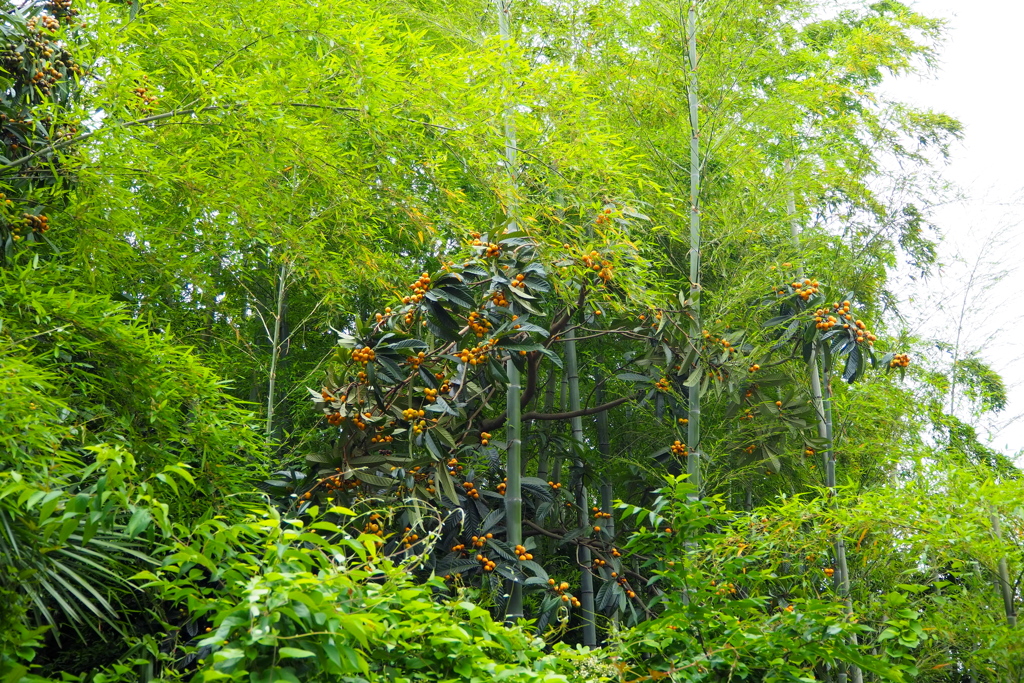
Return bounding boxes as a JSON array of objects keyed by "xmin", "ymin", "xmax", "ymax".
[
  {"xmin": 265, "ymin": 261, "xmax": 288, "ymax": 444},
  {"xmin": 685, "ymin": 1, "xmax": 702, "ymax": 498},
  {"xmin": 564, "ymin": 327, "xmax": 597, "ymax": 647},
  {"xmin": 787, "ymin": 160, "xmax": 860, "ymax": 683},
  {"xmin": 494, "ymin": 0, "xmax": 523, "ymax": 623},
  {"xmin": 536, "ymin": 371, "xmax": 556, "ymax": 481},
  {"xmin": 990, "ymin": 510, "xmax": 1018, "ymax": 627},
  {"xmin": 596, "ymin": 368, "xmax": 618, "ymax": 630}
]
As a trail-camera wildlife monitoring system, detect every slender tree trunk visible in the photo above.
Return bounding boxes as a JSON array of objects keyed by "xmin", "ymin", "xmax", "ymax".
[
  {"xmin": 536, "ymin": 371, "xmax": 556, "ymax": 481},
  {"xmin": 505, "ymin": 357, "xmax": 524, "ymax": 622},
  {"xmin": 787, "ymin": 160, "xmax": 860, "ymax": 682},
  {"xmin": 685, "ymin": 1, "xmax": 702, "ymax": 499},
  {"xmin": 265, "ymin": 261, "xmax": 288, "ymax": 444},
  {"xmin": 494, "ymin": 0, "xmax": 523, "ymax": 624},
  {"xmin": 596, "ymin": 369, "xmax": 618, "ymax": 630},
  {"xmin": 565, "ymin": 327, "xmax": 597, "ymax": 646},
  {"xmin": 990, "ymin": 510, "xmax": 1018, "ymax": 628},
  {"xmin": 551, "ymin": 371, "xmax": 568, "ymax": 486}
]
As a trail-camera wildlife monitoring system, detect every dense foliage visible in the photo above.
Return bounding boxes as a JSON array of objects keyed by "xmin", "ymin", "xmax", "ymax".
[{"xmin": 1, "ymin": 0, "xmax": 1019, "ymax": 682}]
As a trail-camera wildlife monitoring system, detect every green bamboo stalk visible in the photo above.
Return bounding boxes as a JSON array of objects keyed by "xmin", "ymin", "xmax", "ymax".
[
  {"xmin": 990, "ymin": 510, "xmax": 1018, "ymax": 628},
  {"xmin": 596, "ymin": 369, "xmax": 617, "ymax": 629},
  {"xmin": 505, "ymin": 357, "xmax": 524, "ymax": 622},
  {"xmin": 536, "ymin": 371, "xmax": 556, "ymax": 481},
  {"xmin": 685, "ymin": 1, "xmax": 702, "ymax": 498},
  {"xmin": 265, "ymin": 260, "xmax": 289, "ymax": 444},
  {"xmin": 565, "ymin": 327, "xmax": 597, "ymax": 646},
  {"xmin": 551, "ymin": 371, "xmax": 568, "ymax": 486},
  {"xmin": 494, "ymin": 0, "xmax": 523, "ymax": 624},
  {"xmin": 787, "ymin": 164, "xmax": 860, "ymax": 683}
]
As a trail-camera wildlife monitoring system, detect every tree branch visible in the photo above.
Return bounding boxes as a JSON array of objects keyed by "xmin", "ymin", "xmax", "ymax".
[
  {"xmin": 0, "ymin": 102, "xmax": 359, "ymax": 173},
  {"xmin": 479, "ymin": 393, "xmax": 636, "ymax": 432}
]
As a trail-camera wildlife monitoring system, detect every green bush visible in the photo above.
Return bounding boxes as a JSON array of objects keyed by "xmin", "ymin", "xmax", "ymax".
[{"xmin": 127, "ymin": 506, "xmax": 584, "ymax": 683}]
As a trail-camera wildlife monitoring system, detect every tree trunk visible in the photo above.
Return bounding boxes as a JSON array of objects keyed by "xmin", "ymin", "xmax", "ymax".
[
  {"xmin": 991, "ymin": 510, "xmax": 1018, "ymax": 627},
  {"xmin": 495, "ymin": 0, "xmax": 523, "ymax": 623},
  {"xmin": 685, "ymin": 0, "xmax": 702, "ymax": 499},
  {"xmin": 565, "ymin": 327, "xmax": 597, "ymax": 647},
  {"xmin": 265, "ymin": 261, "xmax": 288, "ymax": 444},
  {"xmin": 787, "ymin": 159, "xmax": 860, "ymax": 682},
  {"xmin": 596, "ymin": 368, "xmax": 618, "ymax": 630},
  {"xmin": 536, "ymin": 371, "xmax": 556, "ymax": 481}
]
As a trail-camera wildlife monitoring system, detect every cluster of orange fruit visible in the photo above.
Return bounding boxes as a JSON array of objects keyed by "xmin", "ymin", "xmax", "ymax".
[
  {"xmin": 447, "ymin": 457, "xmax": 463, "ymax": 476},
  {"xmin": 406, "ymin": 351, "xmax": 427, "ymax": 368},
  {"xmin": 591, "ymin": 507, "xmax": 612, "ymax": 520},
  {"xmin": 46, "ymin": 0, "xmax": 76, "ymax": 15},
  {"xmin": 592, "ymin": 557, "xmax": 608, "ymax": 568},
  {"xmin": 717, "ymin": 337, "xmax": 737, "ymax": 355},
  {"xmin": 890, "ymin": 353, "xmax": 910, "ymax": 368},
  {"xmin": 496, "ymin": 478, "xmax": 506, "ymax": 495},
  {"xmin": 670, "ymin": 440, "xmax": 688, "ymax": 456},
  {"xmin": 581, "ymin": 250, "xmax": 614, "ymax": 283},
  {"xmin": 402, "ymin": 408, "xmax": 426, "ymax": 420},
  {"xmin": 401, "ymin": 273, "xmax": 431, "ymax": 306},
  {"xmin": 743, "ymin": 444, "xmax": 757, "ymax": 454},
  {"xmin": 739, "ymin": 409, "xmax": 754, "ymax": 422},
  {"xmin": 638, "ymin": 310, "xmax": 663, "ymax": 329},
  {"xmin": 476, "ymin": 554, "xmax": 497, "ymax": 572},
  {"xmin": 777, "ymin": 278, "xmax": 820, "ymax": 300},
  {"xmin": 655, "ymin": 377, "xmax": 671, "ymax": 392},
  {"xmin": 132, "ymin": 84, "xmax": 157, "ymax": 109},
  {"xmin": 400, "ymin": 528, "xmax": 421, "ymax": 549},
  {"xmin": 467, "ymin": 311, "xmax": 492, "ymax": 338},
  {"xmin": 823, "ymin": 567, "xmax": 835, "ymax": 577},
  {"xmin": 471, "ymin": 237, "xmax": 501, "ymax": 258},
  {"xmin": 462, "ymin": 481, "xmax": 481, "ymax": 499},
  {"xmin": 411, "ymin": 419, "xmax": 427, "ymax": 435},
  {"xmin": 509, "ymin": 273, "xmax": 528, "ymax": 289},
  {"xmin": 815, "ymin": 301, "xmax": 877, "ymax": 345},
  {"xmin": 712, "ymin": 580, "xmax": 738, "ymax": 596},
  {"xmin": 24, "ymin": 213, "xmax": 48, "ymax": 232},
  {"xmin": 352, "ymin": 346, "xmax": 376, "ymax": 364},
  {"xmin": 490, "ymin": 291, "xmax": 510, "ymax": 307},
  {"xmin": 470, "ymin": 533, "xmax": 492, "ymax": 548},
  {"xmin": 594, "ymin": 207, "xmax": 614, "ymax": 225},
  {"xmin": 548, "ymin": 481, "xmax": 562, "ymax": 490},
  {"xmin": 457, "ymin": 339, "xmax": 497, "ymax": 365},
  {"xmin": 748, "ymin": 364, "xmax": 760, "ymax": 373},
  {"xmin": 326, "ymin": 412, "xmax": 344, "ymax": 426},
  {"xmin": 479, "ymin": 431, "xmax": 492, "ymax": 446},
  {"xmin": 423, "ymin": 387, "xmax": 438, "ymax": 402},
  {"xmin": 613, "ymin": 575, "xmax": 636, "ymax": 599},
  {"xmin": 315, "ymin": 472, "xmax": 360, "ymax": 494},
  {"xmin": 28, "ymin": 13, "xmax": 62, "ymax": 31},
  {"xmin": 369, "ymin": 432, "xmax": 394, "ymax": 444},
  {"xmin": 363, "ymin": 513, "xmax": 384, "ymax": 536},
  {"xmin": 514, "ymin": 544, "xmax": 534, "ymax": 561},
  {"xmin": 548, "ymin": 579, "xmax": 582, "ymax": 607}
]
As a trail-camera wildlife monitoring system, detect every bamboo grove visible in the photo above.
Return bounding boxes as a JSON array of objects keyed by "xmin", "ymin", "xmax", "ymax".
[{"xmin": 1, "ymin": 0, "xmax": 1021, "ymax": 681}]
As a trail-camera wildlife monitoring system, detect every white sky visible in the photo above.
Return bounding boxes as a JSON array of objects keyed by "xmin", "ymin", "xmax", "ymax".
[{"xmin": 883, "ymin": 0, "xmax": 1024, "ymax": 459}]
